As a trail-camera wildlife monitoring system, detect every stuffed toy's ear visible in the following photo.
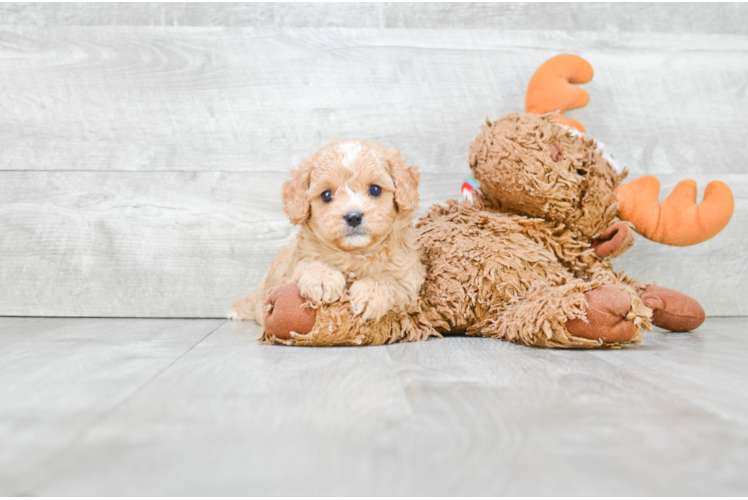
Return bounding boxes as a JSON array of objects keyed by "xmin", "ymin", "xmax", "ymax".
[
  {"xmin": 384, "ymin": 148, "xmax": 420, "ymax": 214},
  {"xmin": 282, "ymin": 157, "xmax": 314, "ymax": 225}
]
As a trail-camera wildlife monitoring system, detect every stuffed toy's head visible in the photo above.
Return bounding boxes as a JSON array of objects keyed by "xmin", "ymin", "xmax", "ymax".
[
  {"xmin": 468, "ymin": 54, "xmax": 734, "ymax": 246},
  {"xmin": 469, "ymin": 112, "xmax": 625, "ymax": 240}
]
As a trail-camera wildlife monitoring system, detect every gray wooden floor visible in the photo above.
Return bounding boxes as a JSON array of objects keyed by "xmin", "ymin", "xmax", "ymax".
[{"xmin": 1, "ymin": 316, "xmax": 747, "ymax": 496}]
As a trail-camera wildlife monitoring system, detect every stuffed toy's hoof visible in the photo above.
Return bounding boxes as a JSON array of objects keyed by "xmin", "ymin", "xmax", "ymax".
[
  {"xmin": 263, "ymin": 283, "xmax": 317, "ymax": 340},
  {"xmin": 592, "ymin": 222, "xmax": 634, "ymax": 258},
  {"xmin": 640, "ymin": 285, "xmax": 705, "ymax": 332},
  {"xmin": 566, "ymin": 285, "xmax": 638, "ymax": 343}
]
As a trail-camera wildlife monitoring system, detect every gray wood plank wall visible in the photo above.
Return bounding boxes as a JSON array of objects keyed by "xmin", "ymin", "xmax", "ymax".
[
  {"xmin": 0, "ymin": 4, "xmax": 746, "ymax": 317},
  {"xmin": 1, "ymin": 3, "xmax": 747, "ymax": 33}
]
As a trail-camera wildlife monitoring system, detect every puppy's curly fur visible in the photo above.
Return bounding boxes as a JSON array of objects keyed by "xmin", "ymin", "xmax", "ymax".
[{"xmin": 230, "ymin": 140, "xmax": 424, "ymax": 324}]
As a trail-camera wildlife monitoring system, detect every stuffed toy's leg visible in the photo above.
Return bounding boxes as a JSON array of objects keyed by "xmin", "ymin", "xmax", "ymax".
[
  {"xmin": 639, "ymin": 286, "xmax": 705, "ymax": 332},
  {"xmin": 260, "ymin": 283, "xmax": 435, "ymax": 347},
  {"xmin": 590, "ymin": 265, "xmax": 704, "ymax": 333},
  {"xmin": 613, "ymin": 273, "xmax": 706, "ymax": 332},
  {"xmin": 476, "ymin": 280, "xmax": 652, "ymax": 348}
]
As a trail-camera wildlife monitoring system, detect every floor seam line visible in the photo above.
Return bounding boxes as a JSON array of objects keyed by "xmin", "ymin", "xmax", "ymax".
[
  {"xmin": 23, "ymin": 319, "xmax": 227, "ymax": 495},
  {"xmin": 383, "ymin": 346, "xmax": 417, "ymax": 418}
]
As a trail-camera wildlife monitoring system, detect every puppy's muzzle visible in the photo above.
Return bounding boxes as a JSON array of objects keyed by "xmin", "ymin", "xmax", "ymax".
[{"xmin": 344, "ymin": 211, "xmax": 364, "ymax": 228}]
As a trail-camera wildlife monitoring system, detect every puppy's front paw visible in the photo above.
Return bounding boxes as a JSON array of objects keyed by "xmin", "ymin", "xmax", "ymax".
[
  {"xmin": 296, "ymin": 266, "xmax": 347, "ymax": 304},
  {"xmin": 348, "ymin": 280, "xmax": 394, "ymax": 322}
]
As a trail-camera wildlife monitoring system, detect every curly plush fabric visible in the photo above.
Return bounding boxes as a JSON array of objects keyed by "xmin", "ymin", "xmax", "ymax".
[
  {"xmin": 468, "ymin": 113, "xmax": 625, "ymax": 241},
  {"xmin": 415, "ymin": 198, "xmax": 651, "ymax": 348}
]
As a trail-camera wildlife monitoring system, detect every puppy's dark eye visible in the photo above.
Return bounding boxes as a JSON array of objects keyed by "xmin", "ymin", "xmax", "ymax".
[
  {"xmin": 369, "ymin": 185, "xmax": 382, "ymax": 197},
  {"xmin": 577, "ymin": 169, "xmax": 586, "ymax": 176},
  {"xmin": 321, "ymin": 190, "xmax": 333, "ymax": 203}
]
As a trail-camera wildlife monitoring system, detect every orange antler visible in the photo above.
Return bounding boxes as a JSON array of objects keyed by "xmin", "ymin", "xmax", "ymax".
[
  {"xmin": 616, "ymin": 176, "xmax": 734, "ymax": 246},
  {"xmin": 525, "ymin": 54, "xmax": 594, "ymax": 132}
]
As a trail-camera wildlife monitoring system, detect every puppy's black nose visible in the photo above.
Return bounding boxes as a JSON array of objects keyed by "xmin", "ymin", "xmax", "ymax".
[{"xmin": 344, "ymin": 211, "xmax": 363, "ymax": 227}]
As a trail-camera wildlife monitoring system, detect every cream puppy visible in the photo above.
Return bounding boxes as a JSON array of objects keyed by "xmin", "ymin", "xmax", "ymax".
[{"xmin": 230, "ymin": 140, "xmax": 425, "ymax": 324}]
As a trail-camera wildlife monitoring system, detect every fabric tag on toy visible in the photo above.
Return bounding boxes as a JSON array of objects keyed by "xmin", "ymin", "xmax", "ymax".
[{"xmin": 461, "ymin": 175, "xmax": 481, "ymax": 202}]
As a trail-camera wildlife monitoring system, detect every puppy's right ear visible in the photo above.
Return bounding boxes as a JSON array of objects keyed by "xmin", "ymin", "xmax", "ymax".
[{"xmin": 282, "ymin": 157, "xmax": 313, "ymax": 225}]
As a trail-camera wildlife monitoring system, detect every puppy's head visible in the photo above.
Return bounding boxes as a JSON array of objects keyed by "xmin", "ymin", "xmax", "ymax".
[{"xmin": 282, "ymin": 140, "xmax": 420, "ymax": 251}]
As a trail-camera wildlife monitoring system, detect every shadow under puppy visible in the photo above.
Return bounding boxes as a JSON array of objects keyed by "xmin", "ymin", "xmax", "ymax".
[{"xmin": 230, "ymin": 140, "xmax": 430, "ymax": 344}]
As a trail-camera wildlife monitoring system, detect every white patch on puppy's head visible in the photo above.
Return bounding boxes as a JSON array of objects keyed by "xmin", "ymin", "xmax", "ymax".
[{"xmin": 337, "ymin": 141, "xmax": 362, "ymax": 171}]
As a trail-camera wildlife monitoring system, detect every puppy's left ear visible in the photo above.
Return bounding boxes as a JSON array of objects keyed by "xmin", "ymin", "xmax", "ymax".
[{"xmin": 384, "ymin": 148, "xmax": 420, "ymax": 213}]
